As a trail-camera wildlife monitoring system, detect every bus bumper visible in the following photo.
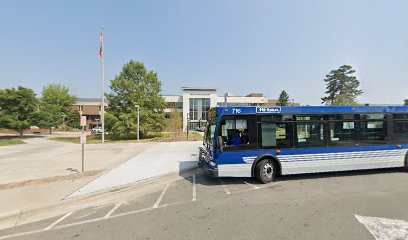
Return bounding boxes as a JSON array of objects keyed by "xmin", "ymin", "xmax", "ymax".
[
  {"xmin": 199, "ymin": 159, "xmax": 218, "ymax": 177},
  {"xmin": 202, "ymin": 164, "xmax": 218, "ymax": 177}
]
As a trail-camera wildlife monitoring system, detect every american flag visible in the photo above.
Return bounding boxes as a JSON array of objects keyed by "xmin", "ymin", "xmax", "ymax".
[{"xmin": 98, "ymin": 27, "xmax": 104, "ymax": 59}]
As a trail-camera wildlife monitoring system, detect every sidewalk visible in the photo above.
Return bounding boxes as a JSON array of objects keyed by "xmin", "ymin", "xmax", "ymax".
[
  {"xmin": 67, "ymin": 141, "xmax": 201, "ymax": 198},
  {"xmin": 0, "ymin": 139, "xmax": 201, "ymax": 229},
  {"xmin": 0, "ymin": 133, "xmax": 148, "ymax": 185}
]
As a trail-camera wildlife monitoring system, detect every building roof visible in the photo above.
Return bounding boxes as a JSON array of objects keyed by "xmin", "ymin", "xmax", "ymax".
[
  {"xmin": 75, "ymin": 98, "xmax": 108, "ymax": 106},
  {"xmin": 181, "ymin": 87, "xmax": 217, "ymax": 91}
]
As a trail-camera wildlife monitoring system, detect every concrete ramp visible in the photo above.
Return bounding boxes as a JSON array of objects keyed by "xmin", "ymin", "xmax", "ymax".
[{"xmin": 67, "ymin": 141, "xmax": 201, "ymax": 198}]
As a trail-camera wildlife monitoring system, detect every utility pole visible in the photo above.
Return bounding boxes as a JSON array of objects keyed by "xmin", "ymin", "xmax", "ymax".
[{"xmin": 99, "ymin": 26, "xmax": 105, "ymax": 143}]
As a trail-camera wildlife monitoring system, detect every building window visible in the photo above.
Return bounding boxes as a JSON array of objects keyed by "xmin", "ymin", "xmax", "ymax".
[
  {"xmin": 189, "ymin": 98, "xmax": 210, "ymax": 121},
  {"xmin": 201, "ymin": 98, "xmax": 210, "ymax": 120},
  {"xmin": 189, "ymin": 99, "xmax": 198, "ymax": 120}
]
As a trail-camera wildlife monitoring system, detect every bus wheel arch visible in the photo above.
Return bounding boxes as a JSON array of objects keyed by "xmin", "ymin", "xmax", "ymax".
[{"xmin": 252, "ymin": 155, "xmax": 281, "ymax": 182}]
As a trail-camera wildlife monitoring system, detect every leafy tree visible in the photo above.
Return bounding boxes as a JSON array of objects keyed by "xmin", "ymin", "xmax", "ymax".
[
  {"xmin": 66, "ymin": 111, "xmax": 81, "ymax": 129},
  {"xmin": 169, "ymin": 106, "xmax": 182, "ymax": 139},
  {"xmin": 321, "ymin": 65, "xmax": 363, "ymax": 106},
  {"xmin": 277, "ymin": 90, "xmax": 290, "ymax": 106},
  {"xmin": 404, "ymin": 99, "xmax": 408, "ymax": 106},
  {"xmin": 36, "ymin": 84, "xmax": 77, "ymax": 134},
  {"xmin": 0, "ymin": 86, "xmax": 38, "ymax": 135},
  {"xmin": 104, "ymin": 112, "xmax": 118, "ymax": 133},
  {"xmin": 107, "ymin": 60, "xmax": 166, "ymax": 139}
]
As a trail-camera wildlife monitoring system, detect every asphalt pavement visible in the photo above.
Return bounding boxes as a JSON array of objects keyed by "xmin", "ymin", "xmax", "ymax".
[{"xmin": 1, "ymin": 168, "xmax": 408, "ymax": 240}]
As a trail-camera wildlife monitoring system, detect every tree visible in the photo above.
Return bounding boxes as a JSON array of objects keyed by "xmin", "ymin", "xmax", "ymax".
[
  {"xmin": 66, "ymin": 111, "xmax": 81, "ymax": 129},
  {"xmin": 404, "ymin": 99, "xmax": 408, "ymax": 106},
  {"xmin": 169, "ymin": 106, "xmax": 182, "ymax": 139},
  {"xmin": 0, "ymin": 86, "xmax": 38, "ymax": 135},
  {"xmin": 321, "ymin": 65, "xmax": 363, "ymax": 106},
  {"xmin": 107, "ymin": 60, "xmax": 166, "ymax": 139},
  {"xmin": 104, "ymin": 112, "xmax": 118, "ymax": 133},
  {"xmin": 36, "ymin": 84, "xmax": 77, "ymax": 134},
  {"xmin": 277, "ymin": 90, "xmax": 290, "ymax": 106}
]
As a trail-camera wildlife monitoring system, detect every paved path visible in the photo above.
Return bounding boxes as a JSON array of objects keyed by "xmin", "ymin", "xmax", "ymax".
[
  {"xmin": 67, "ymin": 141, "xmax": 202, "ymax": 198},
  {"xmin": 0, "ymin": 134, "xmax": 148, "ymax": 184}
]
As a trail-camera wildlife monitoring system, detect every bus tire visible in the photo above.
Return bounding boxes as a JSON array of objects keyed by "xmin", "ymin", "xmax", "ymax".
[
  {"xmin": 404, "ymin": 152, "xmax": 408, "ymax": 172},
  {"xmin": 255, "ymin": 159, "xmax": 275, "ymax": 184}
]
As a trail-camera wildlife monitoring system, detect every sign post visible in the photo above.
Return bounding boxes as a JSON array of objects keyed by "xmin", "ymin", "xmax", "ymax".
[
  {"xmin": 186, "ymin": 113, "xmax": 190, "ymax": 140},
  {"xmin": 80, "ymin": 116, "xmax": 87, "ymax": 173}
]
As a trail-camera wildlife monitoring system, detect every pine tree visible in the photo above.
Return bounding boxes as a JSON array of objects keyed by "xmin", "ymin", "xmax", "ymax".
[
  {"xmin": 277, "ymin": 90, "xmax": 290, "ymax": 106},
  {"xmin": 321, "ymin": 65, "xmax": 363, "ymax": 106}
]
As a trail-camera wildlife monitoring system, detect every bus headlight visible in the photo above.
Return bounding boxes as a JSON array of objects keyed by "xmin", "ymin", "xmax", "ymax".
[{"xmin": 209, "ymin": 161, "xmax": 216, "ymax": 167}]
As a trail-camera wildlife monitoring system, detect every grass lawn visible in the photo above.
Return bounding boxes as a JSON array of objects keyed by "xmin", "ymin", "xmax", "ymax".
[
  {"xmin": 50, "ymin": 131, "xmax": 203, "ymax": 144},
  {"xmin": 0, "ymin": 139, "xmax": 26, "ymax": 146}
]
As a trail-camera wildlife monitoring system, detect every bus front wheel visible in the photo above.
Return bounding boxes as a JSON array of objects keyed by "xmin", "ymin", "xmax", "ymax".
[{"xmin": 255, "ymin": 159, "xmax": 276, "ymax": 184}]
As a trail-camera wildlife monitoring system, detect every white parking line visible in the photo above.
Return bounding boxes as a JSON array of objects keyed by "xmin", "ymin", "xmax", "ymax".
[
  {"xmin": 43, "ymin": 212, "xmax": 72, "ymax": 230},
  {"xmin": 104, "ymin": 202, "xmax": 124, "ymax": 219},
  {"xmin": 192, "ymin": 175, "xmax": 197, "ymax": 201},
  {"xmin": 243, "ymin": 181, "xmax": 260, "ymax": 189},
  {"xmin": 218, "ymin": 178, "xmax": 231, "ymax": 195},
  {"xmin": 0, "ymin": 201, "xmax": 190, "ymax": 240},
  {"xmin": 153, "ymin": 183, "xmax": 170, "ymax": 208}
]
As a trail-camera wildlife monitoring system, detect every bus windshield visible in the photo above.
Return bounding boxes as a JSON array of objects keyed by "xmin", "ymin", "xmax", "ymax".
[{"xmin": 204, "ymin": 118, "xmax": 217, "ymax": 148}]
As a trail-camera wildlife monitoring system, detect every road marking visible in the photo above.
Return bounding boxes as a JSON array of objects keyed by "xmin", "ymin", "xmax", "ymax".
[
  {"xmin": 104, "ymin": 202, "xmax": 123, "ymax": 219},
  {"xmin": 0, "ymin": 200, "xmax": 191, "ymax": 240},
  {"xmin": 218, "ymin": 178, "xmax": 231, "ymax": 195},
  {"xmin": 0, "ymin": 180, "xmax": 267, "ymax": 240},
  {"xmin": 243, "ymin": 181, "xmax": 260, "ymax": 189},
  {"xmin": 355, "ymin": 215, "xmax": 408, "ymax": 240},
  {"xmin": 43, "ymin": 212, "xmax": 72, "ymax": 230},
  {"xmin": 192, "ymin": 175, "xmax": 197, "ymax": 201},
  {"xmin": 153, "ymin": 183, "xmax": 170, "ymax": 208}
]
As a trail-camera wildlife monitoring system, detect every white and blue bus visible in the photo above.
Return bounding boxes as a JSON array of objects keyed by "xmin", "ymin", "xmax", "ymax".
[{"xmin": 199, "ymin": 106, "xmax": 408, "ymax": 183}]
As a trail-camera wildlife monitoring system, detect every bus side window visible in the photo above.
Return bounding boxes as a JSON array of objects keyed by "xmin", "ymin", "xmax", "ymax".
[
  {"xmin": 393, "ymin": 114, "xmax": 408, "ymax": 142},
  {"xmin": 260, "ymin": 123, "xmax": 277, "ymax": 147},
  {"xmin": 295, "ymin": 122, "xmax": 326, "ymax": 148},
  {"xmin": 258, "ymin": 122, "xmax": 293, "ymax": 149}
]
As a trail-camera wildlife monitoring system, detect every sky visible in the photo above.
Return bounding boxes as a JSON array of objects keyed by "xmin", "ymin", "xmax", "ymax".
[{"xmin": 0, "ymin": 0, "xmax": 407, "ymax": 105}]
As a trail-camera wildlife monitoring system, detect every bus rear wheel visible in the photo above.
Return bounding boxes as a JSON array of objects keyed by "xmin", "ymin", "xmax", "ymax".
[{"xmin": 255, "ymin": 159, "xmax": 276, "ymax": 184}]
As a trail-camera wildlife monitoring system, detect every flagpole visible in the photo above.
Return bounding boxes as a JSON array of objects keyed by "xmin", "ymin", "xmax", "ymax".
[{"xmin": 101, "ymin": 27, "xmax": 105, "ymax": 143}]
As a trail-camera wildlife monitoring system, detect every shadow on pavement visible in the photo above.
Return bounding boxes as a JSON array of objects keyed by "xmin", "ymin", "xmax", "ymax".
[
  {"xmin": 178, "ymin": 160, "xmax": 405, "ymax": 186},
  {"xmin": 0, "ymin": 135, "xmax": 46, "ymax": 140},
  {"xmin": 277, "ymin": 167, "xmax": 405, "ymax": 182}
]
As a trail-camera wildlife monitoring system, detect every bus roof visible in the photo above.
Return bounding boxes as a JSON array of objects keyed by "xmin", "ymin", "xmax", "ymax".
[{"xmin": 214, "ymin": 106, "xmax": 408, "ymax": 116}]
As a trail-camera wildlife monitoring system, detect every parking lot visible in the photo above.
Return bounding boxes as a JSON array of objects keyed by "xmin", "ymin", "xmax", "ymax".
[{"xmin": 1, "ymin": 168, "xmax": 408, "ymax": 240}]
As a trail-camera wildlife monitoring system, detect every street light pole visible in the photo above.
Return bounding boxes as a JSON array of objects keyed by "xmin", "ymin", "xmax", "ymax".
[
  {"xmin": 135, "ymin": 105, "xmax": 140, "ymax": 141},
  {"xmin": 61, "ymin": 114, "xmax": 66, "ymax": 126}
]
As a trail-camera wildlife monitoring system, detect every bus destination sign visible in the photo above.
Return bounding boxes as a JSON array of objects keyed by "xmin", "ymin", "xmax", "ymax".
[{"xmin": 256, "ymin": 107, "xmax": 282, "ymax": 113}]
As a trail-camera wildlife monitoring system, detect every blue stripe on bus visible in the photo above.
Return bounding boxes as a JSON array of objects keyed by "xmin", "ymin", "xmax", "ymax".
[{"xmin": 215, "ymin": 144, "xmax": 408, "ymax": 165}]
